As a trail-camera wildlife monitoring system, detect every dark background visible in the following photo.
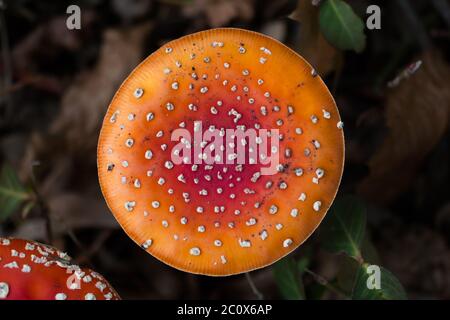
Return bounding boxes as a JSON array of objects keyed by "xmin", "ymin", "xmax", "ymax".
[{"xmin": 0, "ymin": 0, "xmax": 449, "ymax": 299}]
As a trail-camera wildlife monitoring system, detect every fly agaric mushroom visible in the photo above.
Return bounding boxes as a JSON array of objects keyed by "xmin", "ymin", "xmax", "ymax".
[
  {"xmin": 98, "ymin": 28, "xmax": 344, "ymax": 276},
  {"xmin": 0, "ymin": 238, "xmax": 120, "ymax": 300}
]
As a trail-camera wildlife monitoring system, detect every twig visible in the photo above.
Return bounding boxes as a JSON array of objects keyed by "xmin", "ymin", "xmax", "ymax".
[
  {"xmin": 332, "ymin": 55, "xmax": 344, "ymax": 95},
  {"xmin": 387, "ymin": 60, "xmax": 422, "ymax": 88},
  {"xmin": 431, "ymin": 0, "xmax": 450, "ymax": 29},
  {"xmin": 29, "ymin": 161, "xmax": 53, "ymax": 245},
  {"xmin": 304, "ymin": 268, "xmax": 349, "ymax": 298},
  {"xmin": 245, "ymin": 272, "xmax": 264, "ymax": 300},
  {"xmin": 66, "ymin": 229, "xmax": 93, "ymax": 268},
  {"xmin": 374, "ymin": 44, "xmax": 409, "ymax": 91},
  {"xmin": 0, "ymin": 0, "xmax": 13, "ymax": 121},
  {"xmin": 77, "ymin": 230, "xmax": 112, "ymax": 265},
  {"xmin": 67, "ymin": 228, "xmax": 85, "ymax": 252},
  {"xmin": 396, "ymin": 0, "xmax": 430, "ymax": 48}
]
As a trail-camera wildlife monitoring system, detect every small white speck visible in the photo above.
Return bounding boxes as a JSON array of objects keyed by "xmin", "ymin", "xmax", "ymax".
[
  {"xmin": 146, "ymin": 112, "xmax": 154, "ymax": 121},
  {"xmin": 142, "ymin": 239, "xmax": 152, "ymax": 249},
  {"xmin": 238, "ymin": 239, "xmax": 251, "ymax": 248},
  {"xmin": 260, "ymin": 230, "xmax": 268, "ymax": 241},
  {"xmin": 283, "ymin": 238, "xmax": 293, "ymax": 248},
  {"xmin": 0, "ymin": 282, "xmax": 10, "ymax": 298},
  {"xmin": 151, "ymin": 201, "xmax": 160, "ymax": 209},
  {"xmin": 134, "ymin": 88, "xmax": 144, "ymax": 98},
  {"xmin": 313, "ymin": 201, "xmax": 322, "ymax": 211},
  {"xmin": 312, "ymin": 140, "xmax": 321, "ymax": 149},
  {"xmin": 246, "ymin": 218, "xmax": 257, "ymax": 226},
  {"xmin": 260, "ymin": 47, "xmax": 272, "ymax": 55},
  {"xmin": 166, "ymin": 102, "xmax": 175, "ymax": 111},
  {"xmin": 110, "ymin": 111, "xmax": 119, "ymax": 123},
  {"xmin": 316, "ymin": 168, "xmax": 325, "ymax": 179},
  {"xmin": 85, "ymin": 293, "xmax": 96, "ymax": 300},
  {"xmin": 55, "ymin": 293, "xmax": 67, "ymax": 300},
  {"xmin": 322, "ymin": 109, "xmax": 331, "ymax": 119},
  {"xmin": 165, "ymin": 161, "xmax": 174, "ymax": 169},
  {"xmin": 196, "ymin": 206, "xmax": 204, "ymax": 213},
  {"xmin": 145, "ymin": 150, "xmax": 153, "ymax": 160},
  {"xmin": 298, "ymin": 193, "xmax": 307, "ymax": 201},
  {"xmin": 220, "ymin": 255, "xmax": 227, "ymax": 264},
  {"xmin": 125, "ymin": 138, "xmax": 134, "ymax": 148},
  {"xmin": 124, "ymin": 201, "xmax": 136, "ymax": 212}
]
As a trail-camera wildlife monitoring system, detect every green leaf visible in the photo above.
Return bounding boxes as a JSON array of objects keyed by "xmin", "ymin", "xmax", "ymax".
[
  {"xmin": 319, "ymin": 0, "xmax": 366, "ymax": 52},
  {"xmin": 21, "ymin": 201, "xmax": 36, "ymax": 218},
  {"xmin": 297, "ymin": 256, "xmax": 310, "ymax": 274},
  {"xmin": 352, "ymin": 264, "xmax": 407, "ymax": 300},
  {"xmin": 336, "ymin": 255, "xmax": 360, "ymax": 295},
  {"xmin": 0, "ymin": 163, "xmax": 31, "ymax": 221},
  {"xmin": 360, "ymin": 232, "xmax": 381, "ymax": 265},
  {"xmin": 273, "ymin": 257, "xmax": 306, "ymax": 300},
  {"xmin": 321, "ymin": 195, "xmax": 366, "ymax": 260}
]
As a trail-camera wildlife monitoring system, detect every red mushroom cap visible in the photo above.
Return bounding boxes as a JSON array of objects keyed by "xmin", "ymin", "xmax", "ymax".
[
  {"xmin": 0, "ymin": 238, "xmax": 120, "ymax": 300},
  {"xmin": 98, "ymin": 28, "xmax": 344, "ymax": 276}
]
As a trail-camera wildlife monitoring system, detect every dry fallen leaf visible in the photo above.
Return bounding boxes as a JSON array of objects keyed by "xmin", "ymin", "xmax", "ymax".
[
  {"xmin": 357, "ymin": 50, "xmax": 450, "ymax": 204},
  {"xmin": 289, "ymin": 0, "xmax": 341, "ymax": 76},
  {"xmin": 12, "ymin": 15, "xmax": 93, "ymax": 74},
  {"xmin": 12, "ymin": 192, "xmax": 118, "ymax": 241},
  {"xmin": 183, "ymin": 0, "xmax": 254, "ymax": 27},
  {"xmin": 48, "ymin": 193, "xmax": 118, "ymax": 231},
  {"xmin": 18, "ymin": 23, "xmax": 153, "ymax": 234},
  {"xmin": 378, "ymin": 225, "xmax": 450, "ymax": 299},
  {"xmin": 50, "ymin": 22, "xmax": 152, "ymax": 152}
]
